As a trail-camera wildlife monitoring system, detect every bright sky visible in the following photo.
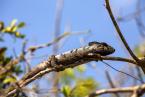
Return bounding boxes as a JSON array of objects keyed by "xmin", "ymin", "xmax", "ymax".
[{"xmin": 111, "ymin": 0, "xmax": 137, "ymax": 8}]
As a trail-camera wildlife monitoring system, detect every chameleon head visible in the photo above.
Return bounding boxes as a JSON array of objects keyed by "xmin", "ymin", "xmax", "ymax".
[{"xmin": 88, "ymin": 41, "xmax": 115, "ymax": 56}]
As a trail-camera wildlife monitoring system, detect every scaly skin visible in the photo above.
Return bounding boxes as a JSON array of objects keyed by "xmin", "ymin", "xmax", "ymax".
[{"xmin": 6, "ymin": 41, "xmax": 115, "ymax": 97}]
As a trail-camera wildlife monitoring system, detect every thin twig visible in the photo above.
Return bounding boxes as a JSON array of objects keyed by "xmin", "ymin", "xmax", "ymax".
[
  {"xmin": 105, "ymin": 0, "xmax": 139, "ymax": 62},
  {"xmin": 87, "ymin": 84, "xmax": 145, "ymax": 97},
  {"xmin": 135, "ymin": 66, "xmax": 144, "ymax": 84},
  {"xmin": 27, "ymin": 32, "xmax": 69, "ymax": 53},
  {"xmin": 0, "ymin": 33, "xmax": 69, "ymax": 76},
  {"xmin": 52, "ymin": 0, "xmax": 64, "ymax": 97},
  {"xmin": 100, "ymin": 56, "xmax": 137, "ymax": 64},
  {"xmin": 105, "ymin": 71, "xmax": 120, "ymax": 97},
  {"xmin": 117, "ymin": 7, "xmax": 145, "ymax": 22},
  {"xmin": 5, "ymin": 55, "xmax": 140, "ymax": 97},
  {"xmin": 102, "ymin": 61, "xmax": 142, "ymax": 83}
]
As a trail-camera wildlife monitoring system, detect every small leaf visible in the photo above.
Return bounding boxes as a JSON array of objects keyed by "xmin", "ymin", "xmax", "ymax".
[
  {"xmin": 10, "ymin": 19, "xmax": 17, "ymax": 27},
  {"xmin": 77, "ymin": 65, "xmax": 86, "ymax": 73},
  {"xmin": 2, "ymin": 27, "xmax": 12, "ymax": 32},
  {"xmin": 15, "ymin": 32, "xmax": 25, "ymax": 38},
  {"xmin": 17, "ymin": 22, "xmax": 25, "ymax": 28},
  {"xmin": 0, "ymin": 47, "xmax": 7, "ymax": 57},
  {"xmin": 70, "ymin": 78, "xmax": 97, "ymax": 97},
  {"xmin": 64, "ymin": 68, "xmax": 74, "ymax": 77},
  {"xmin": 11, "ymin": 26, "xmax": 18, "ymax": 32},
  {"xmin": 60, "ymin": 68, "xmax": 75, "ymax": 84},
  {"xmin": 15, "ymin": 32, "xmax": 20, "ymax": 36},
  {"xmin": 134, "ymin": 43, "xmax": 145, "ymax": 57},
  {"xmin": 0, "ymin": 21, "xmax": 4, "ymax": 31},
  {"xmin": 13, "ymin": 65, "xmax": 23, "ymax": 75},
  {"xmin": 61, "ymin": 85, "xmax": 71, "ymax": 97},
  {"xmin": 3, "ymin": 77, "xmax": 16, "ymax": 84}
]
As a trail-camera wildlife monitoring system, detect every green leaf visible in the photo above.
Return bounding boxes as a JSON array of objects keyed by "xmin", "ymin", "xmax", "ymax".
[
  {"xmin": 0, "ymin": 47, "xmax": 7, "ymax": 58},
  {"xmin": 2, "ymin": 27, "xmax": 12, "ymax": 33},
  {"xmin": 76, "ymin": 65, "xmax": 86, "ymax": 73},
  {"xmin": 70, "ymin": 78, "xmax": 97, "ymax": 97},
  {"xmin": 15, "ymin": 32, "xmax": 25, "ymax": 38},
  {"xmin": 61, "ymin": 85, "xmax": 71, "ymax": 97},
  {"xmin": 10, "ymin": 19, "xmax": 17, "ymax": 27},
  {"xmin": 60, "ymin": 68, "xmax": 75, "ymax": 84},
  {"xmin": 3, "ymin": 77, "xmax": 16, "ymax": 84},
  {"xmin": 64, "ymin": 68, "xmax": 74, "ymax": 77},
  {"xmin": 13, "ymin": 65, "xmax": 23, "ymax": 75},
  {"xmin": 134, "ymin": 43, "xmax": 145, "ymax": 57},
  {"xmin": 17, "ymin": 22, "xmax": 25, "ymax": 28},
  {"xmin": 11, "ymin": 26, "xmax": 18, "ymax": 32},
  {"xmin": 0, "ymin": 21, "xmax": 4, "ymax": 31}
]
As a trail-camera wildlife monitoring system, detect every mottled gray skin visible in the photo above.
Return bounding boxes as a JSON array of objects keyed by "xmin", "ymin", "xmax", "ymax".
[
  {"xmin": 7, "ymin": 41, "xmax": 115, "ymax": 97},
  {"xmin": 21, "ymin": 41, "xmax": 115, "ymax": 81},
  {"xmin": 21, "ymin": 41, "xmax": 114, "ymax": 79},
  {"xmin": 88, "ymin": 41, "xmax": 115, "ymax": 55},
  {"xmin": 55, "ymin": 41, "xmax": 115, "ymax": 65}
]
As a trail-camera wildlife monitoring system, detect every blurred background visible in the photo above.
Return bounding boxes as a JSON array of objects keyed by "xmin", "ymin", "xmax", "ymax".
[{"xmin": 0, "ymin": 0, "xmax": 145, "ymax": 97}]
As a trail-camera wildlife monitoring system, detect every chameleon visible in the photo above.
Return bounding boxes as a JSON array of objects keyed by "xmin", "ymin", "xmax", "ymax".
[
  {"xmin": 6, "ymin": 41, "xmax": 115, "ymax": 96},
  {"xmin": 20, "ymin": 41, "xmax": 115, "ymax": 82}
]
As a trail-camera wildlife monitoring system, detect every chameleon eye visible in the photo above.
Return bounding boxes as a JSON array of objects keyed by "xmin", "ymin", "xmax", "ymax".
[
  {"xmin": 88, "ymin": 41, "xmax": 100, "ymax": 46},
  {"xmin": 101, "ymin": 42, "xmax": 108, "ymax": 46}
]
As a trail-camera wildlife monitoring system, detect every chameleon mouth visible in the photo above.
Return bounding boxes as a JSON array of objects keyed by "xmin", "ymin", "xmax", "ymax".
[
  {"xmin": 96, "ymin": 46, "xmax": 115, "ymax": 56},
  {"xmin": 88, "ymin": 41, "xmax": 115, "ymax": 56},
  {"xmin": 104, "ymin": 45, "xmax": 115, "ymax": 55}
]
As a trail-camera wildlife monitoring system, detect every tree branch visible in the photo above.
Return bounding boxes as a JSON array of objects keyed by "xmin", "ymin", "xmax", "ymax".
[
  {"xmin": 0, "ymin": 32, "xmax": 69, "ymax": 76},
  {"xmin": 105, "ymin": 0, "xmax": 139, "ymax": 62},
  {"xmin": 3, "ymin": 41, "xmax": 142, "ymax": 96},
  {"xmin": 87, "ymin": 84, "xmax": 145, "ymax": 97},
  {"xmin": 101, "ymin": 56, "xmax": 137, "ymax": 64},
  {"xmin": 105, "ymin": 71, "xmax": 120, "ymax": 97}
]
